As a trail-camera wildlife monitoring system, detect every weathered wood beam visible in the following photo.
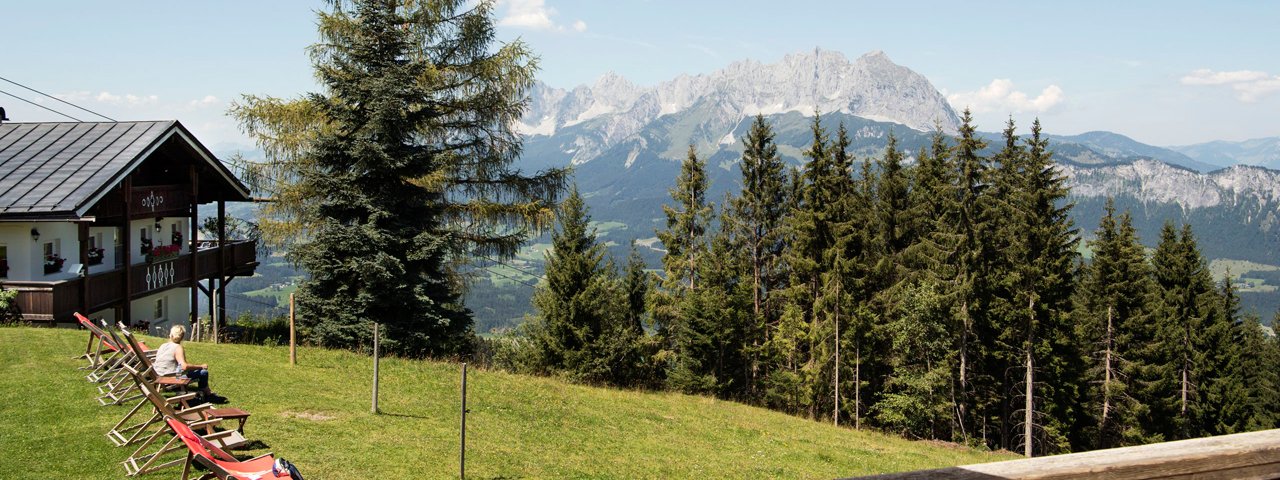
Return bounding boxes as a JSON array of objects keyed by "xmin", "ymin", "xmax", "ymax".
[{"xmin": 844, "ymin": 429, "xmax": 1280, "ymax": 480}]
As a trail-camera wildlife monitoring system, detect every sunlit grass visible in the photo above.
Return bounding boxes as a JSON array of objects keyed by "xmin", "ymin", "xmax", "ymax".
[{"xmin": 0, "ymin": 327, "xmax": 1011, "ymax": 479}]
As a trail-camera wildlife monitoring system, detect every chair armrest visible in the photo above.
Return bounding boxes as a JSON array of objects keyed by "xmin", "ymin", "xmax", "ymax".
[{"xmin": 167, "ymin": 392, "xmax": 200, "ymax": 404}]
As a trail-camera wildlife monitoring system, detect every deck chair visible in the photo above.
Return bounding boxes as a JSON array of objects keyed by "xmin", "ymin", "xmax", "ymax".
[
  {"xmin": 77, "ymin": 314, "xmax": 128, "ymax": 382},
  {"xmin": 75, "ymin": 312, "xmax": 116, "ymax": 368},
  {"xmin": 118, "ymin": 362, "xmax": 251, "ymax": 476},
  {"xmin": 105, "ymin": 328, "xmax": 193, "ymax": 445},
  {"xmin": 96, "ymin": 320, "xmax": 166, "ymax": 406},
  {"xmin": 167, "ymin": 416, "xmax": 293, "ymax": 480}
]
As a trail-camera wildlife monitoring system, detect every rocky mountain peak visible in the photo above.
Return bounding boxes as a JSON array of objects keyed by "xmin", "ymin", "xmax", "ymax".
[{"xmin": 516, "ymin": 48, "xmax": 963, "ymax": 164}]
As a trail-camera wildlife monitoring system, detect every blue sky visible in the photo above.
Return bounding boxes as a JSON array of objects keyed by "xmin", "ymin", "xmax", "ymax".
[{"xmin": 3, "ymin": 1, "xmax": 1278, "ymax": 149}]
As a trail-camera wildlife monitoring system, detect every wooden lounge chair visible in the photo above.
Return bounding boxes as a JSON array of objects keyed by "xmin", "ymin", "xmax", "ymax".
[
  {"xmin": 75, "ymin": 312, "xmax": 116, "ymax": 368},
  {"xmin": 167, "ymin": 416, "xmax": 293, "ymax": 480},
  {"xmin": 96, "ymin": 320, "xmax": 159, "ymax": 405},
  {"xmin": 118, "ymin": 362, "xmax": 250, "ymax": 476},
  {"xmin": 105, "ymin": 328, "xmax": 193, "ymax": 446},
  {"xmin": 77, "ymin": 314, "xmax": 129, "ymax": 383}
]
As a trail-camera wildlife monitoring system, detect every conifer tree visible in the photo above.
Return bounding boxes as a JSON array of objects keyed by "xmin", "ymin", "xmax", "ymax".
[
  {"xmin": 951, "ymin": 108, "xmax": 991, "ymax": 443},
  {"xmin": 652, "ymin": 146, "xmax": 713, "ymax": 338},
  {"xmin": 231, "ymin": 0, "xmax": 565, "ymax": 356},
  {"xmin": 872, "ymin": 132, "xmax": 913, "ymax": 301},
  {"xmin": 1199, "ymin": 274, "xmax": 1246, "ymax": 435},
  {"xmin": 653, "ymin": 146, "xmax": 714, "ymax": 389},
  {"xmin": 991, "ymin": 119, "xmax": 1079, "ymax": 455},
  {"xmin": 1145, "ymin": 223, "xmax": 1215, "ymax": 440},
  {"xmin": 1075, "ymin": 201, "xmax": 1155, "ymax": 449},
  {"xmin": 529, "ymin": 187, "xmax": 612, "ymax": 379},
  {"xmin": 771, "ymin": 115, "xmax": 837, "ymax": 416},
  {"xmin": 725, "ymin": 114, "xmax": 790, "ymax": 395}
]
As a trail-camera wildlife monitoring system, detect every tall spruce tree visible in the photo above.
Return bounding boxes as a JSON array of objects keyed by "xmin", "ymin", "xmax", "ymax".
[
  {"xmin": 951, "ymin": 108, "xmax": 992, "ymax": 443},
  {"xmin": 725, "ymin": 114, "xmax": 790, "ymax": 396},
  {"xmin": 988, "ymin": 119, "xmax": 1079, "ymax": 455},
  {"xmin": 1075, "ymin": 201, "xmax": 1155, "ymax": 449},
  {"xmin": 231, "ymin": 0, "xmax": 565, "ymax": 356},
  {"xmin": 1146, "ymin": 223, "xmax": 1215, "ymax": 440},
  {"xmin": 653, "ymin": 146, "xmax": 714, "ymax": 387},
  {"xmin": 529, "ymin": 187, "xmax": 612, "ymax": 379}
]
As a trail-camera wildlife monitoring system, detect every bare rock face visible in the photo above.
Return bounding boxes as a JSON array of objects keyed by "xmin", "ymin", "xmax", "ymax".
[{"xmin": 517, "ymin": 48, "xmax": 962, "ymax": 165}]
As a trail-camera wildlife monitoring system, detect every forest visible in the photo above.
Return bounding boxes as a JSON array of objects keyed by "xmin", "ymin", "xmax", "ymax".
[{"xmin": 498, "ymin": 111, "xmax": 1280, "ymax": 456}]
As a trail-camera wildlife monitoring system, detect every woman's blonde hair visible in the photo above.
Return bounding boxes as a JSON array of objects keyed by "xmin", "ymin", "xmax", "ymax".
[{"xmin": 169, "ymin": 325, "xmax": 186, "ymax": 343}]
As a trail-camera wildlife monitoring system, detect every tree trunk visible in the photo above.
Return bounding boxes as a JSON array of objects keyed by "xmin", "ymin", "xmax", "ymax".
[
  {"xmin": 855, "ymin": 342, "xmax": 861, "ymax": 430},
  {"xmin": 958, "ymin": 299, "xmax": 970, "ymax": 441},
  {"xmin": 834, "ymin": 278, "xmax": 841, "ymax": 426},
  {"xmin": 1024, "ymin": 297, "xmax": 1035, "ymax": 458},
  {"xmin": 1102, "ymin": 305, "xmax": 1113, "ymax": 443}
]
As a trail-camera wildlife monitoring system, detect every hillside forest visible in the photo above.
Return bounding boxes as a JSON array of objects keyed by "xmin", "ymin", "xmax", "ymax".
[{"xmin": 497, "ymin": 111, "xmax": 1280, "ymax": 457}]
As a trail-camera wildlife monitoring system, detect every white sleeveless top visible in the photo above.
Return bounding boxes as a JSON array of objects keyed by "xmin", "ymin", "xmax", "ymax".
[{"xmin": 154, "ymin": 342, "xmax": 181, "ymax": 376}]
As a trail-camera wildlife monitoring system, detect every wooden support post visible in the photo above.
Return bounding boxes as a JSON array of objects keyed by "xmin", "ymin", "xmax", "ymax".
[
  {"xmin": 78, "ymin": 222, "xmax": 89, "ymax": 316},
  {"xmin": 121, "ymin": 177, "xmax": 132, "ymax": 325},
  {"xmin": 289, "ymin": 293, "xmax": 296, "ymax": 366},
  {"xmin": 461, "ymin": 362, "xmax": 468, "ymax": 480},
  {"xmin": 216, "ymin": 200, "xmax": 226, "ymax": 343},
  {"xmin": 372, "ymin": 322, "xmax": 380, "ymax": 414},
  {"xmin": 189, "ymin": 164, "xmax": 199, "ymax": 329},
  {"xmin": 212, "ymin": 295, "xmax": 219, "ymax": 344}
]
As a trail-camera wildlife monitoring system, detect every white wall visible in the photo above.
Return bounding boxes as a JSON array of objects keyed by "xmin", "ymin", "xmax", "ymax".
[
  {"xmin": 0, "ymin": 224, "xmax": 29, "ymax": 280},
  {"xmin": 131, "ymin": 289, "xmax": 191, "ymax": 337}
]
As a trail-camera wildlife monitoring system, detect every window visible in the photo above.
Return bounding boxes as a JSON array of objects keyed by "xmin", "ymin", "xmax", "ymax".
[
  {"xmin": 0, "ymin": 245, "xmax": 8, "ymax": 278},
  {"xmin": 154, "ymin": 297, "xmax": 166, "ymax": 320},
  {"xmin": 43, "ymin": 240, "xmax": 63, "ymax": 275}
]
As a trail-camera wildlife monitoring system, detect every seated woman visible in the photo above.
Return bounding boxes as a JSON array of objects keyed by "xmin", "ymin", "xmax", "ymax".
[{"xmin": 153, "ymin": 325, "xmax": 226, "ymax": 404}]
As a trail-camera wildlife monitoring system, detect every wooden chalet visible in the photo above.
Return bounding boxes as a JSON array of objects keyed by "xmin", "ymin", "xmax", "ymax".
[{"xmin": 0, "ymin": 121, "xmax": 258, "ymax": 334}]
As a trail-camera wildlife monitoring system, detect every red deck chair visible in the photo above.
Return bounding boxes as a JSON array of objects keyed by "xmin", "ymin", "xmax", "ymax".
[
  {"xmin": 167, "ymin": 417, "xmax": 291, "ymax": 480},
  {"xmin": 75, "ymin": 312, "xmax": 116, "ymax": 367},
  {"xmin": 77, "ymin": 313, "xmax": 126, "ymax": 382}
]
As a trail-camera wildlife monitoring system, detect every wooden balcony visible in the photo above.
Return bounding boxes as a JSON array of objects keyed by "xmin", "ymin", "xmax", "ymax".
[{"xmin": 3, "ymin": 240, "xmax": 258, "ymax": 324}]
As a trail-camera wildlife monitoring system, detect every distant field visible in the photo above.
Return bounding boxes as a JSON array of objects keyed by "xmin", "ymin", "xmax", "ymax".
[
  {"xmin": 244, "ymin": 283, "xmax": 299, "ymax": 304},
  {"xmin": 0, "ymin": 327, "xmax": 1012, "ymax": 479}
]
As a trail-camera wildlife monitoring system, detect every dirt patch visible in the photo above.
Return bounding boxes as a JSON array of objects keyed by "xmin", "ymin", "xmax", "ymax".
[{"xmin": 282, "ymin": 410, "xmax": 336, "ymax": 422}]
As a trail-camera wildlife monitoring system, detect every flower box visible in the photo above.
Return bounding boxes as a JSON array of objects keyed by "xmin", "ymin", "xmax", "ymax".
[
  {"xmin": 147, "ymin": 244, "xmax": 181, "ymax": 263},
  {"xmin": 87, "ymin": 247, "xmax": 105, "ymax": 266},
  {"xmin": 44, "ymin": 255, "xmax": 66, "ymax": 275}
]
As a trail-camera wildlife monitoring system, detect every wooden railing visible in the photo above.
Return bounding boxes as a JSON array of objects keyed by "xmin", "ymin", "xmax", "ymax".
[
  {"xmin": 2, "ymin": 240, "xmax": 257, "ymax": 323},
  {"xmin": 845, "ymin": 429, "xmax": 1280, "ymax": 480}
]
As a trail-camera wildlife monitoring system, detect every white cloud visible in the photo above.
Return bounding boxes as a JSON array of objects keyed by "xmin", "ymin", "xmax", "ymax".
[
  {"xmin": 1181, "ymin": 68, "xmax": 1280, "ymax": 102},
  {"xmin": 1181, "ymin": 69, "xmax": 1269, "ymax": 86},
  {"xmin": 946, "ymin": 79, "xmax": 1065, "ymax": 114},
  {"xmin": 188, "ymin": 95, "xmax": 220, "ymax": 108},
  {"xmin": 51, "ymin": 90, "xmax": 158, "ymax": 106},
  {"xmin": 497, "ymin": 0, "xmax": 585, "ymax": 33}
]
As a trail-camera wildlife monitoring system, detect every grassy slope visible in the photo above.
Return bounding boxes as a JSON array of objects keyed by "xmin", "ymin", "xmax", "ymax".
[{"xmin": 0, "ymin": 327, "xmax": 1011, "ymax": 479}]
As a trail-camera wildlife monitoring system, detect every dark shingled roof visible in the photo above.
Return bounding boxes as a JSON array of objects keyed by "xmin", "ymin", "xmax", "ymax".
[{"xmin": 0, "ymin": 120, "xmax": 251, "ymax": 220}]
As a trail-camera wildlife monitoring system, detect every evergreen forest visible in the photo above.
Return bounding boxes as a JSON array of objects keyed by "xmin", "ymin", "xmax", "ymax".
[{"xmin": 506, "ymin": 112, "xmax": 1280, "ymax": 456}]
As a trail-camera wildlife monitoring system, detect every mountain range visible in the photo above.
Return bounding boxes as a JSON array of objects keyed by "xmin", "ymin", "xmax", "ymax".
[{"xmin": 481, "ymin": 48, "xmax": 1280, "ymax": 329}]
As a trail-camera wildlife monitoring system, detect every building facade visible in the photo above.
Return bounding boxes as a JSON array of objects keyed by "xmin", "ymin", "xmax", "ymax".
[{"xmin": 0, "ymin": 121, "xmax": 258, "ymax": 335}]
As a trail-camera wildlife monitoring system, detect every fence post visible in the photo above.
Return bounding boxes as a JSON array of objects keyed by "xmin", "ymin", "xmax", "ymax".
[
  {"xmin": 289, "ymin": 293, "xmax": 296, "ymax": 366},
  {"xmin": 372, "ymin": 322, "xmax": 380, "ymax": 414},
  {"xmin": 461, "ymin": 362, "xmax": 468, "ymax": 480}
]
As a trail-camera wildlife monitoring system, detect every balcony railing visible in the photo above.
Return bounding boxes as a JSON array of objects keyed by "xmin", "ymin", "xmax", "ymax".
[{"xmin": 2, "ymin": 240, "xmax": 258, "ymax": 324}]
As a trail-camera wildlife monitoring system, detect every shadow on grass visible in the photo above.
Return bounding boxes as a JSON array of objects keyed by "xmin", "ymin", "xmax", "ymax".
[
  {"xmin": 379, "ymin": 412, "xmax": 431, "ymax": 419},
  {"xmin": 233, "ymin": 439, "xmax": 271, "ymax": 450}
]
